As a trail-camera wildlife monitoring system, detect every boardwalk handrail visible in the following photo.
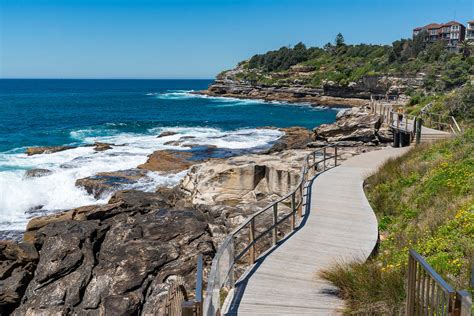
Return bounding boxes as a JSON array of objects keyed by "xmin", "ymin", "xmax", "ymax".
[
  {"xmin": 370, "ymin": 96, "xmax": 462, "ymax": 135},
  {"xmin": 202, "ymin": 144, "xmax": 340, "ymax": 316},
  {"xmin": 406, "ymin": 250, "xmax": 472, "ymax": 315}
]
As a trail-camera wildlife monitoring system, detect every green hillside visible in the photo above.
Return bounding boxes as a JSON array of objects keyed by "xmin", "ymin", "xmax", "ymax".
[{"xmin": 229, "ymin": 33, "xmax": 473, "ymax": 91}]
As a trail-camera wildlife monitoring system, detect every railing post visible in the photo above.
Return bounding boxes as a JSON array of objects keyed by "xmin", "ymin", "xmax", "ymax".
[
  {"xmin": 416, "ymin": 118, "xmax": 422, "ymax": 145},
  {"xmin": 272, "ymin": 204, "xmax": 278, "ymax": 245},
  {"xmin": 406, "ymin": 252, "xmax": 416, "ymax": 315},
  {"xmin": 182, "ymin": 255, "xmax": 203, "ymax": 316},
  {"xmin": 290, "ymin": 192, "xmax": 296, "ymax": 230},
  {"xmin": 298, "ymin": 183, "xmax": 303, "ymax": 218},
  {"xmin": 249, "ymin": 218, "xmax": 256, "ymax": 264},
  {"xmin": 323, "ymin": 147, "xmax": 326, "ymax": 171},
  {"xmin": 454, "ymin": 290, "xmax": 472, "ymax": 316},
  {"xmin": 228, "ymin": 239, "xmax": 235, "ymax": 289}
]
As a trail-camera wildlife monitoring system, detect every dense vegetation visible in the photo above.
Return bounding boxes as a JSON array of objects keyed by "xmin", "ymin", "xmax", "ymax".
[
  {"xmin": 320, "ymin": 131, "xmax": 474, "ymax": 314},
  {"xmin": 236, "ymin": 33, "xmax": 473, "ymax": 90},
  {"xmin": 406, "ymin": 83, "xmax": 474, "ymax": 125}
]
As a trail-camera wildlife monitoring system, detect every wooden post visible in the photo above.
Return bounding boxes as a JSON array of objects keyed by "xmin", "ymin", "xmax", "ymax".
[
  {"xmin": 406, "ymin": 254, "xmax": 416, "ymax": 315},
  {"xmin": 454, "ymin": 290, "xmax": 472, "ymax": 316},
  {"xmin": 290, "ymin": 192, "xmax": 296, "ymax": 230},
  {"xmin": 249, "ymin": 218, "xmax": 256, "ymax": 264},
  {"xmin": 334, "ymin": 146, "xmax": 338, "ymax": 166},
  {"xmin": 272, "ymin": 204, "xmax": 278, "ymax": 245},
  {"xmin": 416, "ymin": 118, "xmax": 422, "ymax": 145}
]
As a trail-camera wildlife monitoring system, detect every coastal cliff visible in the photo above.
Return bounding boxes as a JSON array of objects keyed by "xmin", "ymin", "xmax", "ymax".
[{"xmin": 199, "ymin": 64, "xmax": 419, "ymax": 107}]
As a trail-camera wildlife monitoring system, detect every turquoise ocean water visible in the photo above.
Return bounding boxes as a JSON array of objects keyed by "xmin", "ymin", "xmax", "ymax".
[{"xmin": 0, "ymin": 79, "xmax": 339, "ymax": 235}]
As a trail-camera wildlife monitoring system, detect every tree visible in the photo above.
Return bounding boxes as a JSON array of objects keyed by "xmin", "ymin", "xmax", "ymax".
[
  {"xmin": 459, "ymin": 40, "xmax": 474, "ymax": 59},
  {"xmin": 335, "ymin": 33, "xmax": 345, "ymax": 47}
]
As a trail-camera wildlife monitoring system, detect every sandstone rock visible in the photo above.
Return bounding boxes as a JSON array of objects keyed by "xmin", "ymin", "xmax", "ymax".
[
  {"xmin": 180, "ymin": 150, "xmax": 309, "ymax": 206},
  {"xmin": 75, "ymin": 169, "xmax": 149, "ymax": 199},
  {"xmin": 23, "ymin": 168, "xmax": 52, "ymax": 178},
  {"xmin": 314, "ymin": 107, "xmax": 383, "ymax": 143},
  {"xmin": 93, "ymin": 142, "xmax": 113, "ymax": 152},
  {"xmin": 137, "ymin": 150, "xmax": 194, "ymax": 173},
  {"xmin": 25, "ymin": 146, "xmax": 76, "ymax": 156},
  {"xmin": 266, "ymin": 127, "xmax": 313, "ymax": 153}
]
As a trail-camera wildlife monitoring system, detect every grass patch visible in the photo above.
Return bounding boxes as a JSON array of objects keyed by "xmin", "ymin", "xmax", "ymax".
[{"xmin": 320, "ymin": 130, "xmax": 474, "ymax": 313}]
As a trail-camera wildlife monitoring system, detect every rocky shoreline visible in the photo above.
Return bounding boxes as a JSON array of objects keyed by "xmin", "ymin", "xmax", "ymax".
[
  {"xmin": 195, "ymin": 65, "xmax": 417, "ymax": 108},
  {"xmin": 0, "ymin": 105, "xmax": 395, "ymax": 314}
]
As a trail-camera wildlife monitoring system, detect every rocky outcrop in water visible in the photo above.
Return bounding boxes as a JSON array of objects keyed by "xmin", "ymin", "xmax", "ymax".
[
  {"xmin": 25, "ymin": 146, "xmax": 76, "ymax": 156},
  {"xmin": 138, "ymin": 150, "xmax": 196, "ymax": 173},
  {"xmin": 75, "ymin": 169, "xmax": 151, "ymax": 199},
  {"xmin": 23, "ymin": 169, "xmax": 53, "ymax": 178}
]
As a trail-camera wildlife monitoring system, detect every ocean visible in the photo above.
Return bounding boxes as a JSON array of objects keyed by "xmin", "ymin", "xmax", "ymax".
[{"xmin": 0, "ymin": 79, "xmax": 339, "ymax": 236}]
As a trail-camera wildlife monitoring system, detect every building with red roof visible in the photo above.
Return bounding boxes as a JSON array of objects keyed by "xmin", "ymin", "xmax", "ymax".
[{"xmin": 412, "ymin": 21, "xmax": 466, "ymax": 51}]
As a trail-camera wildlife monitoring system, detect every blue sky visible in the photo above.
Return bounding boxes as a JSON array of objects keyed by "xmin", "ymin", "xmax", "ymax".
[{"xmin": 1, "ymin": 0, "xmax": 473, "ymax": 79}]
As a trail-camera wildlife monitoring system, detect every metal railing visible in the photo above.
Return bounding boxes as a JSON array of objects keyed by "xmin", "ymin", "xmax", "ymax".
[
  {"xmin": 202, "ymin": 145, "xmax": 340, "ymax": 316},
  {"xmin": 406, "ymin": 250, "xmax": 472, "ymax": 316},
  {"xmin": 370, "ymin": 97, "xmax": 462, "ymax": 136},
  {"xmin": 165, "ymin": 255, "xmax": 203, "ymax": 316}
]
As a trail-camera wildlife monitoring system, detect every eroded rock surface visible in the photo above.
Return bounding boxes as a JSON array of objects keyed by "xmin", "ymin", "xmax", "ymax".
[
  {"xmin": 0, "ymin": 241, "xmax": 38, "ymax": 314},
  {"xmin": 314, "ymin": 107, "xmax": 388, "ymax": 144},
  {"xmin": 7, "ymin": 191, "xmax": 213, "ymax": 316}
]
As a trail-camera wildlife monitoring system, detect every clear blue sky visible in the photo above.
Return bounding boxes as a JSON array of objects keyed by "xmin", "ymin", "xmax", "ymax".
[{"xmin": 1, "ymin": 0, "xmax": 472, "ymax": 79}]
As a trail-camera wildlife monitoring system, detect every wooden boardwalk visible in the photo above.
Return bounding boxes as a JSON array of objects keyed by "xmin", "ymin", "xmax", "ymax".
[{"xmin": 224, "ymin": 147, "xmax": 410, "ymax": 315}]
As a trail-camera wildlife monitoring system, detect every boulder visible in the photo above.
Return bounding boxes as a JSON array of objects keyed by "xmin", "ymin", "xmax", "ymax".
[
  {"xmin": 23, "ymin": 169, "xmax": 52, "ymax": 178},
  {"xmin": 266, "ymin": 127, "xmax": 313, "ymax": 153},
  {"xmin": 314, "ymin": 107, "xmax": 383, "ymax": 143},
  {"xmin": 75, "ymin": 169, "xmax": 149, "ymax": 199},
  {"xmin": 137, "ymin": 150, "xmax": 194, "ymax": 173},
  {"xmin": 25, "ymin": 146, "xmax": 76, "ymax": 156}
]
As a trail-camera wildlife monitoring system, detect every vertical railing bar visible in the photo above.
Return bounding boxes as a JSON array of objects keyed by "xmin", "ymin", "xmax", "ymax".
[
  {"xmin": 298, "ymin": 183, "xmax": 303, "ymax": 219},
  {"xmin": 416, "ymin": 261, "xmax": 422, "ymax": 314},
  {"xmin": 272, "ymin": 204, "xmax": 278, "ymax": 245},
  {"xmin": 290, "ymin": 192, "xmax": 296, "ymax": 231},
  {"xmin": 249, "ymin": 218, "xmax": 255, "ymax": 265},
  {"xmin": 323, "ymin": 147, "xmax": 326, "ymax": 171},
  {"xmin": 430, "ymin": 277, "xmax": 435, "ymax": 315}
]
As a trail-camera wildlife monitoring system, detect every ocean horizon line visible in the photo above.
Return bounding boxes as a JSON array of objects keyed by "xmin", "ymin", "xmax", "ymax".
[{"xmin": 0, "ymin": 78, "xmax": 214, "ymax": 80}]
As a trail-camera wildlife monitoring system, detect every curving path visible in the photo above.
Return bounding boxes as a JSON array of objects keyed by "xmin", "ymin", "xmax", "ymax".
[{"xmin": 225, "ymin": 147, "xmax": 410, "ymax": 315}]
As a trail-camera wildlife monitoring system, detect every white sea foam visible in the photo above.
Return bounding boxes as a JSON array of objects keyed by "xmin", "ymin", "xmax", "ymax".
[{"xmin": 0, "ymin": 126, "xmax": 282, "ymax": 232}]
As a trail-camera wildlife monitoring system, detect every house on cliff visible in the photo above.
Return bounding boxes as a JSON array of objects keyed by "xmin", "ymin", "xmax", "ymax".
[{"xmin": 412, "ymin": 21, "xmax": 466, "ymax": 51}]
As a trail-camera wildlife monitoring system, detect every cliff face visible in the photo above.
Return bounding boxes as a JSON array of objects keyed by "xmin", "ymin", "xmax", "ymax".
[{"xmin": 200, "ymin": 65, "xmax": 422, "ymax": 107}]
